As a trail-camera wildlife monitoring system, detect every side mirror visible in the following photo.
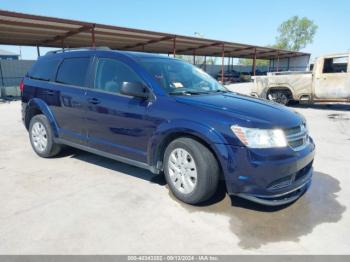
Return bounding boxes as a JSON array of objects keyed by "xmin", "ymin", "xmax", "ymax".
[{"xmin": 120, "ymin": 82, "xmax": 149, "ymax": 99}]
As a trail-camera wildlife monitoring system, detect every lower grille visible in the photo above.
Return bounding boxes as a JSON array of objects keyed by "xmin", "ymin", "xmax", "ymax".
[
  {"xmin": 267, "ymin": 162, "xmax": 313, "ymax": 191},
  {"xmin": 295, "ymin": 162, "xmax": 313, "ymax": 181},
  {"xmin": 267, "ymin": 175, "xmax": 292, "ymax": 190}
]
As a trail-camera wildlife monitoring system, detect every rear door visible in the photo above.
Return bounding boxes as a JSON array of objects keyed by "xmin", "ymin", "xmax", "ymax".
[
  {"xmin": 314, "ymin": 55, "xmax": 350, "ymax": 99},
  {"xmin": 50, "ymin": 56, "xmax": 92, "ymax": 144},
  {"xmin": 85, "ymin": 56, "xmax": 153, "ymax": 163}
]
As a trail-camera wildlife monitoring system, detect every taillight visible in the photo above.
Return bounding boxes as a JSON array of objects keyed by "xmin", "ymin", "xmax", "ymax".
[{"xmin": 19, "ymin": 79, "xmax": 24, "ymax": 93}]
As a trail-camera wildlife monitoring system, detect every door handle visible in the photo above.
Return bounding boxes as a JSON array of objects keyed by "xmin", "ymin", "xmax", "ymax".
[
  {"xmin": 43, "ymin": 90, "xmax": 55, "ymax": 96},
  {"xmin": 88, "ymin": 97, "xmax": 101, "ymax": 105}
]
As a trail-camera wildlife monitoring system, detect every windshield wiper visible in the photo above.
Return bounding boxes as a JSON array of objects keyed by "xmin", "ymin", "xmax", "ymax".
[
  {"xmin": 168, "ymin": 90, "xmax": 210, "ymax": 96},
  {"xmin": 210, "ymin": 89, "xmax": 229, "ymax": 93}
]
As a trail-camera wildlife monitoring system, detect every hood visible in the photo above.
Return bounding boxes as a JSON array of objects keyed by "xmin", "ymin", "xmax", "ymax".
[{"xmin": 175, "ymin": 92, "xmax": 302, "ymax": 128}]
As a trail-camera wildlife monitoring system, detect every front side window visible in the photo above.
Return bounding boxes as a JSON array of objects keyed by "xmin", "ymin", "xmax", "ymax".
[
  {"xmin": 323, "ymin": 56, "xmax": 348, "ymax": 73},
  {"xmin": 94, "ymin": 58, "xmax": 143, "ymax": 94},
  {"xmin": 139, "ymin": 58, "xmax": 226, "ymax": 95},
  {"xmin": 56, "ymin": 57, "xmax": 90, "ymax": 87}
]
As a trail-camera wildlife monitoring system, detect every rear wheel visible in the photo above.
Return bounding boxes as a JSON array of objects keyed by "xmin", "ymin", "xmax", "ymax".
[
  {"xmin": 163, "ymin": 137, "xmax": 219, "ymax": 205},
  {"xmin": 267, "ymin": 89, "xmax": 291, "ymax": 105},
  {"xmin": 29, "ymin": 114, "xmax": 61, "ymax": 158}
]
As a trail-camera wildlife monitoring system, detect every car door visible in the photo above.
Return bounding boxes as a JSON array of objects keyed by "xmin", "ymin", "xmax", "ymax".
[
  {"xmin": 50, "ymin": 56, "xmax": 92, "ymax": 144},
  {"xmin": 314, "ymin": 55, "xmax": 350, "ymax": 99},
  {"xmin": 85, "ymin": 57, "xmax": 153, "ymax": 163}
]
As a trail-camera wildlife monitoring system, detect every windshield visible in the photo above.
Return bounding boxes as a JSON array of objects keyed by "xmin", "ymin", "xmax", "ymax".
[{"xmin": 139, "ymin": 58, "xmax": 227, "ymax": 95}]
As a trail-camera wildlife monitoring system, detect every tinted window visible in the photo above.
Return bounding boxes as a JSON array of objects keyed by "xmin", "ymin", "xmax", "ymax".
[
  {"xmin": 56, "ymin": 57, "xmax": 90, "ymax": 86},
  {"xmin": 323, "ymin": 57, "xmax": 348, "ymax": 73},
  {"xmin": 28, "ymin": 58, "xmax": 60, "ymax": 81},
  {"xmin": 94, "ymin": 58, "xmax": 142, "ymax": 94}
]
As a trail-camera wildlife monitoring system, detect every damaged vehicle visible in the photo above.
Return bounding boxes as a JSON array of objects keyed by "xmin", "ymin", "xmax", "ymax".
[{"xmin": 252, "ymin": 53, "xmax": 350, "ymax": 105}]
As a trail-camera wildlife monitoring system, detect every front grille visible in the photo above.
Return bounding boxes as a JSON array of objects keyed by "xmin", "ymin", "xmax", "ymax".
[
  {"xmin": 284, "ymin": 123, "xmax": 308, "ymax": 150},
  {"xmin": 284, "ymin": 126, "xmax": 301, "ymax": 136},
  {"xmin": 289, "ymin": 139, "xmax": 304, "ymax": 148}
]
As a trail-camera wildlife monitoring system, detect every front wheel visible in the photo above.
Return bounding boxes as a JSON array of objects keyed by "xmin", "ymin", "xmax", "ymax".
[{"xmin": 163, "ymin": 138, "xmax": 219, "ymax": 205}]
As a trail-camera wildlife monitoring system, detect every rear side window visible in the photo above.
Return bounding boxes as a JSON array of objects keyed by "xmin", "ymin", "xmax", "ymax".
[
  {"xmin": 56, "ymin": 57, "xmax": 90, "ymax": 87},
  {"xmin": 28, "ymin": 58, "xmax": 60, "ymax": 81}
]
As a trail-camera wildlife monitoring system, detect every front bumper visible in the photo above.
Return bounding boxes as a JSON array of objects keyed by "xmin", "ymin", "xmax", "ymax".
[
  {"xmin": 217, "ymin": 138, "xmax": 315, "ymax": 206},
  {"xmin": 235, "ymin": 168, "xmax": 312, "ymax": 206}
]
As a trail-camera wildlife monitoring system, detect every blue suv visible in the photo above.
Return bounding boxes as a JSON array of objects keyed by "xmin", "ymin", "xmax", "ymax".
[{"xmin": 21, "ymin": 48, "xmax": 315, "ymax": 206}]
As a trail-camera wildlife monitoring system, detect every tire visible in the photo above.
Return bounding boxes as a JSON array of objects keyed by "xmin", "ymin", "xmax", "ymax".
[
  {"xmin": 163, "ymin": 137, "xmax": 219, "ymax": 205},
  {"xmin": 29, "ymin": 114, "xmax": 61, "ymax": 158},
  {"xmin": 267, "ymin": 90, "xmax": 290, "ymax": 105}
]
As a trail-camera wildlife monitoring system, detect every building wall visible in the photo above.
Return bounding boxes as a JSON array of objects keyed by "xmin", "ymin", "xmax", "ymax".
[
  {"xmin": 196, "ymin": 55, "xmax": 310, "ymax": 77},
  {"xmin": 198, "ymin": 64, "xmax": 269, "ymax": 77},
  {"xmin": 0, "ymin": 55, "xmax": 19, "ymax": 60},
  {"xmin": 0, "ymin": 60, "xmax": 35, "ymax": 98}
]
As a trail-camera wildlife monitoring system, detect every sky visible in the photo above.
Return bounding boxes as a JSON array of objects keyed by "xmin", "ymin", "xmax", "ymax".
[{"xmin": 1, "ymin": 0, "xmax": 349, "ymax": 61}]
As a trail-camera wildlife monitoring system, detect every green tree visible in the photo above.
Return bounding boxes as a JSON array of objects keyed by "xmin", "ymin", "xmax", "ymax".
[
  {"xmin": 238, "ymin": 16, "xmax": 317, "ymax": 66},
  {"xmin": 275, "ymin": 16, "xmax": 317, "ymax": 51}
]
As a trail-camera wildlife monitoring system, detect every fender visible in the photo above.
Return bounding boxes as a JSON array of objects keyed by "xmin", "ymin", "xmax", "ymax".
[
  {"xmin": 147, "ymin": 119, "xmax": 230, "ymax": 170},
  {"xmin": 27, "ymin": 98, "xmax": 59, "ymax": 137}
]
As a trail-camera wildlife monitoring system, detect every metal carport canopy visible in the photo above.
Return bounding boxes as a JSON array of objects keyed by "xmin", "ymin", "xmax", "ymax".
[{"xmin": 0, "ymin": 9, "xmax": 309, "ymax": 60}]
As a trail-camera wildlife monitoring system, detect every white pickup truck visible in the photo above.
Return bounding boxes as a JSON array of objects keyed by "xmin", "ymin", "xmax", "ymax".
[{"xmin": 251, "ymin": 53, "xmax": 350, "ymax": 105}]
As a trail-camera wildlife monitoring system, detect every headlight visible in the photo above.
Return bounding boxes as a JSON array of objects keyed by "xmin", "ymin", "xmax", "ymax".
[{"xmin": 231, "ymin": 125, "xmax": 287, "ymax": 148}]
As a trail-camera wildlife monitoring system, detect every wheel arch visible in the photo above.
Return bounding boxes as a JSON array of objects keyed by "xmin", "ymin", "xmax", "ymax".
[
  {"xmin": 148, "ymin": 121, "xmax": 227, "ymax": 178},
  {"xmin": 25, "ymin": 98, "xmax": 59, "ymax": 137},
  {"xmin": 266, "ymin": 86, "xmax": 294, "ymax": 100}
]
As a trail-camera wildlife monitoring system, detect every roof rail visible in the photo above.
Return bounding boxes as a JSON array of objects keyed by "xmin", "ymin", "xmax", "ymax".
[{"xmin": 45, "ymin": 46, "xmax": 111, "ymax": 55}]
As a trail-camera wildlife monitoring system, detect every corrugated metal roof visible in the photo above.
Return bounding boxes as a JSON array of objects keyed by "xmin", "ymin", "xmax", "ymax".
[{"xmin": 0, "ymin": 9, "xmax": 309, "ymax": 60}]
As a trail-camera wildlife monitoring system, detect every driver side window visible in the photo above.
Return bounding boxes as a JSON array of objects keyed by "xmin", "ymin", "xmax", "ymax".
[
  {"xmin": 323, "ymin": 56, "xmax": 348, "ymax": 74},
  {"xmin": 94, "ymin": 58, "xmax": 142, "ymax": 94}
]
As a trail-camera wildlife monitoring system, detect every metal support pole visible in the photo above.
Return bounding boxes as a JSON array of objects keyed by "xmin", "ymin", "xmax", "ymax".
[
  {"xmin": 173, "ymin": 37, "xmax": 176, "ymax": 58},
  {"xmin": 91, "ymin": 24, "xmax": 96, "ymax": 47},
  {"xmin": 0, "ymin": 62, "xmax": 5, "ymax": 88},
  {"xmin": 287, "ymin": 57, "xmax": 290, "ymax": 71},
  {"xmin": 204, "ymin": 56, "xmax": 207, "ymax": 72},
  {"xmin": 61, "ymin": 39, "xmax": 64, "ymax": 52},
  {"xmin": 276, "ymin": 52, "xmax": 280, "ymax": 72},
  {"xmin": 36, "ymin": 45, "xmax": 41, "ymax": 57},
  {"xmin": 193, "ymin": 50, "xmax": 196, "ymax": 65},
  {"xmin": 221, "ymin": 44, "xmax": 225, "ymax": 83},
  {"xmin": 252, "ymin": 48, "xmax": 257, "ymax": 76}
]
